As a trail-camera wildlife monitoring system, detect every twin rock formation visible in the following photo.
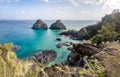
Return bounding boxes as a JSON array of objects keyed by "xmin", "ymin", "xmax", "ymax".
[{"xmin": 32, "ymin": 19, "xmax": 66, "ymax": 30}]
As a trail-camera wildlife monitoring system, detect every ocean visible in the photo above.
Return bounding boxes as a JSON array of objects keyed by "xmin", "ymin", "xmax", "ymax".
[{"xmin": 0, "ymin": 20, "xmax": 96, "ymax": 64}]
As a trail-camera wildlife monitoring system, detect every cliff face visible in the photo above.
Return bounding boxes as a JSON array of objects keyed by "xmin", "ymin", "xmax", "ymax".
[
  {"xmin": 78, "ymin": 9, "xmax": 120, "ymax": 40},
  {"xmin": 50, "ymin": 20, "xmax": 66, "ymax": 30},
  {"xmin": 60, "ymin": 9, "xmax": 120, "ymax": 41},
  {"xmin": 32, "ymin": 19, "xmax": 48, "ymax": 29}
]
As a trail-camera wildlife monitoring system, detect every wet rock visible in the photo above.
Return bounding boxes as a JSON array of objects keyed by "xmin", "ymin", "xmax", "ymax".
[
  {"xmin": 67, "ymin": 47, "xmax": 72, "ymax": 51},
  {"xmin": 56, "ymin": 43, "xmax": 63, "ymax": 48},
  {"xmin": 32, "ymin": 50, "xmax": 57, "ymax": 65},
  {"xmin": 56, "ymin": 38, "xmax": 62, "ymax": 41},
  {"xmin": 11, "ymin": 45, "xmax": 20, "ymax": 51},
  {"xmin": 63, "ymin": 42, "xmax": 71, "ymax": 46}
]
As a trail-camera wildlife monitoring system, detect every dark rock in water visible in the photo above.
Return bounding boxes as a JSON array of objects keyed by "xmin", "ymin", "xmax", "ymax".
[
  {"xmin": 32, "ymin": 50, "xmax": 57, "ymax": 65},
  {"xmin": 50, "ymin": 20, "xmax": 66, "ymax": 30},
  {"xmin": 56, "ymin": 38, "xmax": 62, "ymax": 41},
  {"xmin": 56, "ymin": 43, "xmax": 63, "ymax": 48},
  {"xmin": 56, "ymin": 42, "xmax": 71, "ymax": 48},
  {"xmin": 32, "ymin": 19, "xmax": 48, "ymax": 29},
  {"xmin": 11, "ymin": 45, "xmax": 20, "ymax": 51},
  {"xmin": 67, "ymin": 47, "xmax": 72, "ymax": 51},
  {"xmin": 59, "ymin": 30, "xmax": 79, "ymax": 40},
  {"xmin": 63, "ymin": 42, "xmax": 71, "ymax": 46}
]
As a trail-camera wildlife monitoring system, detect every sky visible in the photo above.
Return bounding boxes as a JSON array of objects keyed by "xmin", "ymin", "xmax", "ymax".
[{"xmin": 0, "ymin": 0, "xmax": 120, "ymax": 20}]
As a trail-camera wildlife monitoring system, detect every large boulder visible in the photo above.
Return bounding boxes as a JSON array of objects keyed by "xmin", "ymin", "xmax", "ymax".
[
  {"xmin": 50, "ymin": 20, "xmax": 66, "ymax": 30},
  {"xmin": 67, "ymin": 43, "xmax": 101, "ymax": 66},
  {"xmin": 32, "ymin": 50, "xmax": 57, "ymax": 65},
  {"xmin": 72, "ymin": 43, "xmax": 101, "ymax": 56},
  {"xmin": 32, "ymin": 19, "xmax": 48, "ymax": 29}
]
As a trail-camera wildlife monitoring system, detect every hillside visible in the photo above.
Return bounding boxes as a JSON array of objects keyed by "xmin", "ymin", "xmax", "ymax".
[
  {"xmin": 0, "ymin": 42, "xmax": 120, "ymax": 77},
  {"xmin": 60, "ymin": 9, "xmax": 120, "ymax": 44},
  {"xmin": 0, "ymin": 43, "xmax": 40, "ymax": 77}
]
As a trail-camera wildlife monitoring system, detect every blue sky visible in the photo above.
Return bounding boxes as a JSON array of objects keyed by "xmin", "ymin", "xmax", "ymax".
[{"xmin": 0, "ymin": 0, "xmax": 120, "ymax": 20}]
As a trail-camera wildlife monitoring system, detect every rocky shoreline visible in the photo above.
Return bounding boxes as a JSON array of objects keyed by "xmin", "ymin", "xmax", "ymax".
[
  {"xmin": 38, "ymin": 41, "xmax": 120, "ymax": 77},
  {"xmin": 31, "ymin": 50, "xmax": 57, "ymax": 65},
  {"xmin": 1, "ymin": 41, "xmax": 120, "ymax": 77},
  {"xmin": 36, "ymin": 10, "xmax": 120, "ymax": 77},
  {"xmin": 59, "ymin": 10, "xmax": 120, "ymax": 43},
  {"xmin": 1, "ymin": 10, "xmax": 120, "ymax": 77}
]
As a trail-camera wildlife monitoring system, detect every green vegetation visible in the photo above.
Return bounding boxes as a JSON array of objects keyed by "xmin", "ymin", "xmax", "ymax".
[
  {"xmin": 90, "ymin": 10, "xmax": 120, "ymax": 45},
  {"xmin": 0, "ymin": 43, "xmax": 40, "ymax": 77},
  {"xmin": 91, "ymin": 22, "xmax": 119, "ymax": 44}
]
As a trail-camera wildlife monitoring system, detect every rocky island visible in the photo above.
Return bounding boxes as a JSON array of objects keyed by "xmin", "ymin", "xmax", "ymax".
[
  {"xmin": 32, "ymin": 19, "xmax": 48, "ymax": 29},
  {"xmin": 50, "ymin": 20, "xmax": 66, "ymax": 30}
]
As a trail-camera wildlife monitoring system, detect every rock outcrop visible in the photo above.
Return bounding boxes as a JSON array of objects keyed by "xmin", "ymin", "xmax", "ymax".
[
  {"xmin": 39, "ymin": 42, "xmax": 120, "ymax": 77},
  {"xmin": 32, "ymin": 19, "xmax": 48, "ymax": 29},
  {"xmin": 56, "ymin": 43, "xmax": 63, "ymax": 48},
  {"xmin": 60, "ymin": 30, "xmax": 78, "ymax": 40},
  {"xmin": 56, "ymin": 38, "xmax": 62, "ymax": 41},
  {"xmin": 60, "ymin": 9, "xmax": 120, "ymax": 40},
  {"xmin": 67, "ymin": 43, "xmax": 101, "ymax": 67},
  {"xmin": 50, "ymin": 20, "xmax": 66, "ymax": 30},
  {"xmin": 32, "ymin": 50, "xmax": 57, "ymax": 65},
  {"xmin": 2, "ymin": 42, "xmax": 120, "ymax": 77},
  {"xmin": 56, "ymin": 42, "xmax": 71, "ymax": 48}
]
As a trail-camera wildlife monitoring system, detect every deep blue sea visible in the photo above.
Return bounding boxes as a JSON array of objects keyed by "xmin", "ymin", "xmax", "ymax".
[{"xmin": 0, "ymin": 20, "xmax": 96, "ymax": 64}]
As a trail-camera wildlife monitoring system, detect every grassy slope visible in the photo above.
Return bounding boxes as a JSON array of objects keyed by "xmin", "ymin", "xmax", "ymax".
[{"xmin": 0, "ymin": 43, "xmax": 40, "ymax": 77}]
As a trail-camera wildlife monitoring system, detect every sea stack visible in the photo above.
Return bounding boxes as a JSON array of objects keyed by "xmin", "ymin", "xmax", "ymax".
[
  {"xmin": 50, "ymin": 20, "xmax": 66, "ymax": 30},
  {"xmin": 32, "ymin": 19, "xmax": 48, "ymax": 29}
]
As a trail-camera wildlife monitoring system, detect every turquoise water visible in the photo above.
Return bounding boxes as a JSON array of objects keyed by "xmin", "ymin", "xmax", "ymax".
[{"xmin": 0, "ymin": 20, "xmax": 96, "ymax": 64}]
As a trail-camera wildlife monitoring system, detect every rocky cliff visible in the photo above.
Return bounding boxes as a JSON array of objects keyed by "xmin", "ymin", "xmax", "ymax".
[
  {"xmin": 50, "ymin": 20, "xmax": 66, "ymax": 30},
  {"xmin": 60, "ymin": 9, "xmax": 120, "ymax": 41},
  {"xmin": 32, "ymin": 19, "xmax": 48, "ymax": 29},
  {"xmin": 39, "ymin": 42, "xmax": 120, "ymax": 77}
]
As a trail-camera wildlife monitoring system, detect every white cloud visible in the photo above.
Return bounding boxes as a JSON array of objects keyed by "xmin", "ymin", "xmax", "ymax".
[
  {"xmin": 43, "ymin": 0, "xmax": 49, "ymax": 3},
  {"xmin": 80, "ymin": 0, "xmax": 106, "ymax": 4},
  {"xmin": 69, "ymin": 0, "xmax": 120, "ymax": 9},
  {"xmin": 103, "ymin": 0, "xmax": 120, "ymax": 9},
  {"xmin": 68, "ymin": 0, "xmax": 106, "ymax": 7},
  {"xmin": 69, "ymin": 0, "xmax": 79, "ymax": 6},
  {"xmin": 21, "ymin": 10, "xmax": 25, "ymax": 14}
]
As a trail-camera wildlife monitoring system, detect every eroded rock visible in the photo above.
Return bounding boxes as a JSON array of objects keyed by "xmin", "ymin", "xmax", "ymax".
[
  {"xmin": 32, "ymin": 19, "xmax": 48, "ymax": 29},
  {"xmin": 32, "ymin": 50, "xmax": 57, "ymax": 65},
  {"xmin": 50, "ymin": 20, "xmax": 66, "ymax": 30}
]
